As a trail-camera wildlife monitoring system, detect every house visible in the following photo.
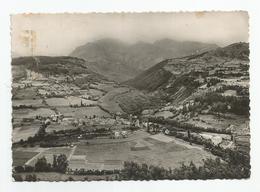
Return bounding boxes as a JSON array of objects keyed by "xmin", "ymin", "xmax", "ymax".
[
  {"xmin": 114, "ymin": 131, "xmax": 121, "ymax": 139},
  {"xmin": 195, "ymin": 75, "xmax": 205, "ymax": 84},
  {"xmin": 121, "ymin": 131, "xmax": 128, "ymax": 138},
  {"xmin": 164, "ymin": 128, "xmax": 170, "ymax": 135},
  {"xmin": 198, "ymin": 84, "xmax": 207, "ymax": 90},
  {"xmin": 135, "ymin": 119, "xmax": 140, "ymax": 127}
]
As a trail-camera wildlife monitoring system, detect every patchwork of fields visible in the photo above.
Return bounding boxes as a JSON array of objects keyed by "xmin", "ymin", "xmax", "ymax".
[
  {"xmin": 11, "ymin": 73, "xmax": 222, "ymax": 177},
  {"xmin": 13, "ymin": 131, "xmax": 215, "ymax": 171}
]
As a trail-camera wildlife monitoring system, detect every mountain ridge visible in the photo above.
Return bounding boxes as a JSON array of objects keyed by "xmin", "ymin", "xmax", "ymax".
[
  {"xmin": 70, "ymin": 38, "xmax": 218, "ymax": 82},
  {"xmin": 126, "ymin": 42, "xmax": 249, "ymax": 102}
]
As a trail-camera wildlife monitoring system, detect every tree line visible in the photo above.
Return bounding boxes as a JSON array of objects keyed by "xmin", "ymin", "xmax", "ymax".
[
  {"xmin": 119, "ymin": 157, "xmax": 249, "ymax": 180},
  {"xmin": 14, "ymin": 154, "xmax": 68, "ymax": 174}
]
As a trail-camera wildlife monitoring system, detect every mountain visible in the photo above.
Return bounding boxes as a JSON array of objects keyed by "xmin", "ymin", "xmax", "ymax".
[
  {"xmin": 11, "ymin": 56, "xmax": 106, "ymax": 82},
  {"xmin": 126, "ymin": 42, "xmax": 249, "ymax": 102},
  {"xmin": 70, "ymin": 38, "xmax": 218, "ymax": 82}
]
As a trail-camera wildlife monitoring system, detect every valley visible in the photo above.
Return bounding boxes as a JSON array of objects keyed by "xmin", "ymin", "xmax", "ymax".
[{"xmin": 12, "ymin": 42, "xmax": 250, "ymax": 181}]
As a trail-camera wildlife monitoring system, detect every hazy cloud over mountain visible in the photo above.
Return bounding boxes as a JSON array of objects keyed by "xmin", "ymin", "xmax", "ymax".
[{"xmin": 11, "ymin": 12, "xmax": 248, "ymax": 56}]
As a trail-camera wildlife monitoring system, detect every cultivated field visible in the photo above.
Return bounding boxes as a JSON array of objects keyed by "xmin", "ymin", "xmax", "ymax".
[
  {"xmin": 12, "ymin": 124, "xmax": 41, "ymax": 142},
  {"xmin": 68, "ymin": 131, "xmax": 215, "ymax": 170},
  {"xmin": 56, "ymin": 106, "xmax": 111, "ymax": 118},
  {"xmin": 12, "ymin": 150, "xmax": 39, "ymax": 166}
]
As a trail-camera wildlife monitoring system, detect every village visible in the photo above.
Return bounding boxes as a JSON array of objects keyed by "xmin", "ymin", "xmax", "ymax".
[{"xmin": 9, "ymin": 40, "xmax": 250, "ymax": 183}]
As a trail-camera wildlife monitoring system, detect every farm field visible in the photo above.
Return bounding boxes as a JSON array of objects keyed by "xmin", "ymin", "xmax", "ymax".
[
  {"xmin": 56, "ymin": 106, "xmax": 111, "ymax": 118},
  {"xmin": 12, "ymin": 150, "xmax": 39, "ymax": 166},
  {"xmin": 67, "ymin": 96, "xmax": 97, "ymax": 106},
  {"xmin": 13, "ymin": 108, "xmax": 56, "ymax": 119},
  {"xmin": 12, "ymin": 99, "xmax": 44, "ymax": 108},
  {"xmin": 12, "ymin": 124, "xmax": 41, "ymax": 142},
  {"xmin": 69, "ymin": 131, "xmax": 215, "ymax": 171},
  {"xmin": 12, "ymin": 87, "xmax": 41, "ymax": 100},
  {"xmin": 45, "ymin": 97, "xmax": 97, "ymax": 107},
  {"xmin": 45, "ymin": 98, "xmax": 70, "ymax": 107},
  {"xmin": 14, "ymin": 129, "xmax": 215, "ymax": 172}
]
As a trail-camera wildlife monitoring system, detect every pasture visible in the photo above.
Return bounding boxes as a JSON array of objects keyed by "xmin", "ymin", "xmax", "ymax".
[
  {"xmin": 45, "ymin": 97, "xmax": 97, "ymax": 107},
  {"xmin": 12, "ymin": 99, "xmax": 44, "ymax": 108},
  {"xmin": 13, "ymin": 108, "xmax": 55, "ymax": 119}
]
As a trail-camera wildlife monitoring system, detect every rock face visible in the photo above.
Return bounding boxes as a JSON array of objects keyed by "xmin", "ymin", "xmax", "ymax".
[
  {"xmin": 126, "ymin": 42, "xmax": 249, "ymax": 102},
  {"xmin": 70, "ymin": 38, "xmax": 218, "ymax": 82}
]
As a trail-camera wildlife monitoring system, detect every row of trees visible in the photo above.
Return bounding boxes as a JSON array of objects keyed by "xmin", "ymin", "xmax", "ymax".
[
  {"xmin": 14, "ymin": 154, "xmax": 68, "ymax": 174},
  {"xmin": 149, "ymin": 116, "xmax": 231, "ymax": 134},
  {"xmin": 119, "ymin": 158, "xmax": 250, "ymax": 180}
]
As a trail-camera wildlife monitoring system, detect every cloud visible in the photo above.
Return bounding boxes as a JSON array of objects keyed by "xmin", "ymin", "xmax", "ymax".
[{"xmin": 11, "ymin": 12, "xmax": 249, "ymax": 56}]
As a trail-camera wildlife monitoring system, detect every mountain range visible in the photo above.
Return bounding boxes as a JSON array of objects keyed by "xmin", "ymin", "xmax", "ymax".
[{"xmin": 70, "ymin": 38, "xmax": 218, "ymax": 82}]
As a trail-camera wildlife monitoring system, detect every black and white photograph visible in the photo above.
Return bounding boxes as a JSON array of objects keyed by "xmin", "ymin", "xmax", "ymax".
[{"xmin": 9, "ymin": 12, "xmax": 251, "ymax": 182}]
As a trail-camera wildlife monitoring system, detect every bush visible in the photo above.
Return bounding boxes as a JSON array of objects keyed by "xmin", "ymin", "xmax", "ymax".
[{"xmin": 14, "ymin": 166, "xmax": 24, "ymax": 173}]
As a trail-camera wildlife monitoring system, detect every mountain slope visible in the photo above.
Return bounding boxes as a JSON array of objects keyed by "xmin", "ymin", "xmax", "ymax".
[
  {"xmin": 70, "ymin": 38, "xmax": 218, "ymax": 82},
  {"xmin": 126, "ymin": 42, "xmax": 249, "ymax": 102},
  {"xmin": 11, "ymin": 56, "xmax": 106, "ymax": 83}
]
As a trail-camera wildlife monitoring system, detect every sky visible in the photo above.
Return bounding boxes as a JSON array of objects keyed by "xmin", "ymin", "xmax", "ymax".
[{"xmin": 11, "ymin": 12, "xmax": 249, "ymax": 56}]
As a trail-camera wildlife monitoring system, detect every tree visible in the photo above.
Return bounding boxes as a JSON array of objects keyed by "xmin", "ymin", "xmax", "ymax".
[
  {"xmin": 24, "ymin": 165, "xmax": 34, "ymax": 172},
  {"xmin": 14, "ymin": 166, "xmax": 24, "ymax": 173},
  {"xmin": 52, "ymin": 155, "xmax": 57, "ymax": 171},
  {"xmin": 35, "ymin": 156, "xmax": 51, "ymax": 172},
  {"xmin": 55, "ymin": 154, "xmax": 68, "ymax": 173},
  {"xmin": 37, "ymin": 124, "xmax": 46, "ymax": 137}
]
